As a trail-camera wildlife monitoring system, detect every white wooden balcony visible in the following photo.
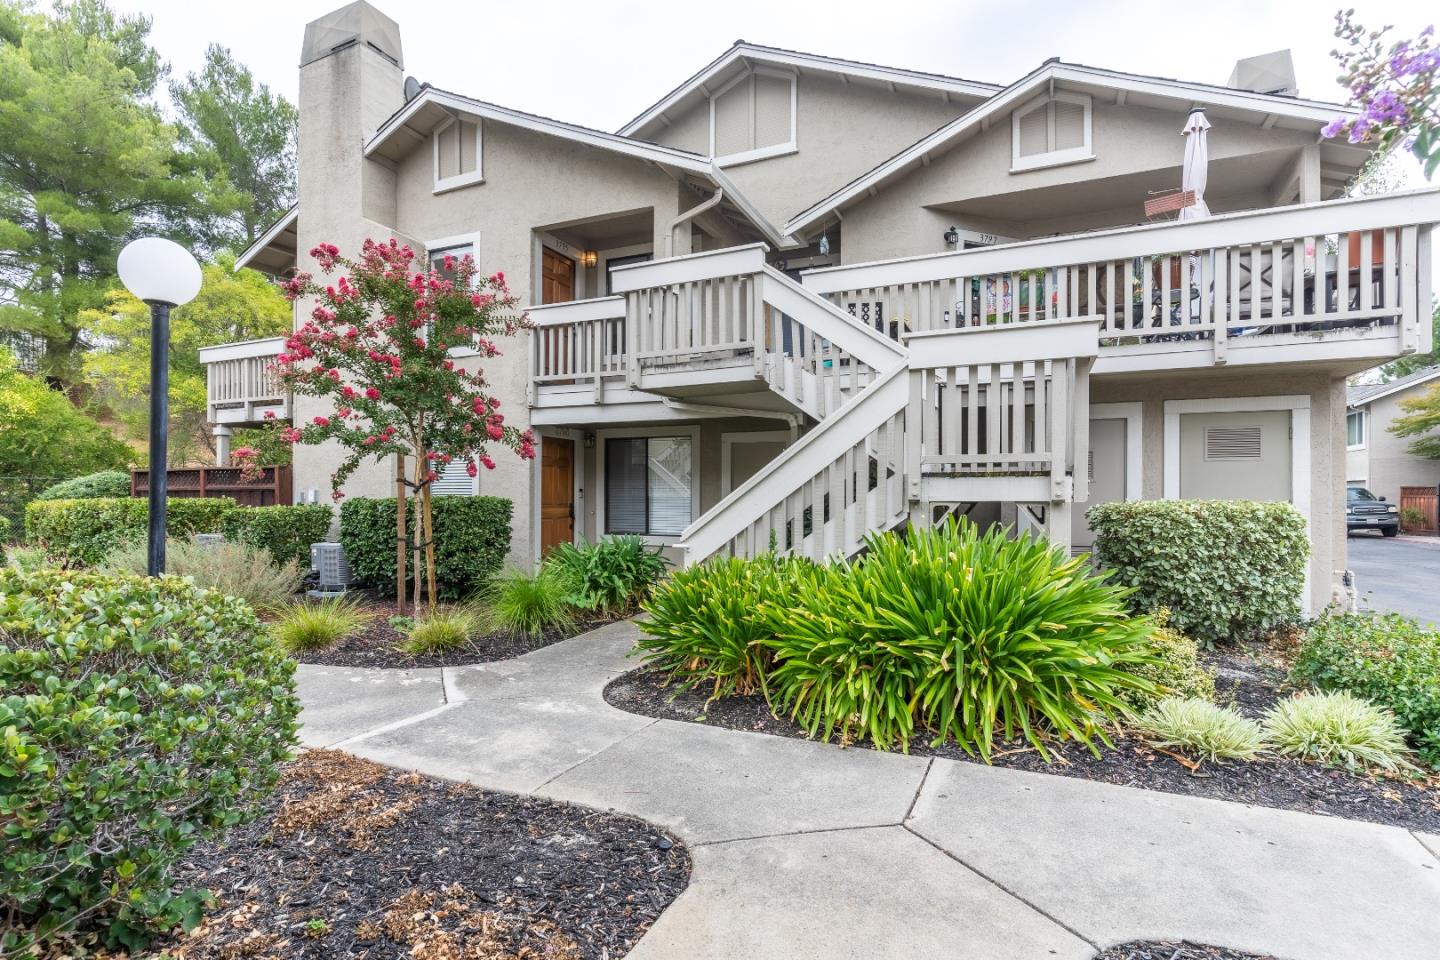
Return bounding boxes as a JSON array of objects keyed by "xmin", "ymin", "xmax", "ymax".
[
  {"xmin": 199, "ymin": 337, "xmax": 290, "ymax": 427},
  {"xmin": 802, "ymin": 189, "xmax": 1438, "ymax": 376}
]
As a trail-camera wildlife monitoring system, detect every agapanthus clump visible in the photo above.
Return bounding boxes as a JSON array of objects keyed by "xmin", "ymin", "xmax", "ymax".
[
  {"xmin": 1323, "ymin": 11, "xmax": 1439, "ymax": 178},
  {"xmin": 270, "ymin": 238, "xmax": 532, "ymax": 607}
]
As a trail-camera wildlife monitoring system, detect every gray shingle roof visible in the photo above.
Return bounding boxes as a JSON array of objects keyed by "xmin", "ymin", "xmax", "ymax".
[{"xmin": 1347, "ymin": 365, "xmax": 1440, "ymax": 407}]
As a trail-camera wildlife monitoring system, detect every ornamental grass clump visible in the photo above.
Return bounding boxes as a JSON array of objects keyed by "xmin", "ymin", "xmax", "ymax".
[
  {"xmin": 637, "ymin": 554, "xmax": 804, "ymax": 703},
  {"xmin": 0, "ymin": 569, "xmax": 299, "ymax": 954},
  {"xmin": 757, "ymin": 519, "xmax": 1158, "ymax": 759},
  {"xmin": 271, "ymin": 596, "xmax": 372, "ymax": 653},
  {"xmin": 400, "ymin": 605, "xmax": 482, "ymax": 655},
  {"xmin": 101, "ymin": 538, "xmax": 304, "ymax": 612},
  {"xmin": 1137, "ymin": 697, "xmax": 1266, "ymax": 762},
  {"xmin": 1263, "ymin": 691, "xmax": 1415, "ymax": 772},
  {"xmin": 485, "ymin": 567, "xmax": 576, "ymax": 638}
]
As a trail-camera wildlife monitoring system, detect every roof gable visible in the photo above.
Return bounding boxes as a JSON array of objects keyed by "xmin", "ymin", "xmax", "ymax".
[
  {"xmin": 1348, "ymin": 366, "xmax": 1440, "ymax": 408},
  {"xmin": 618, "ymin": 41, "xmax": 998, "ymax": 140},
  {"xmin": 785, "ymin": 60, "xmax": 1364, "ymax": 238}
]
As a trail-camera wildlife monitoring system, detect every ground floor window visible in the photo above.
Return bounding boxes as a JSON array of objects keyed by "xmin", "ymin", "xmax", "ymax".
[{"xmin": 605, "ymin": 436, "xmax": 693, "ymax": 536}]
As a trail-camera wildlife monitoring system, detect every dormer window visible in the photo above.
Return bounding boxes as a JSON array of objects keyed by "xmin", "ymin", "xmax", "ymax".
[
  {"xmin": 434, "ymin": 116, "xmax": 482, "ymax": 192},
  {"xmin": 1011, "ymin": 91, "xmax": 1093, "ymax": 172},
  {"xmin": 709, "ymin": 67, "xmax": 797, "ymax": 167}
]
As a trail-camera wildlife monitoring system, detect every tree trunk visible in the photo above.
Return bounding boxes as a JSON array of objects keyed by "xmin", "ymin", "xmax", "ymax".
[
  {"xmin": 422, "ymin": 478, "xmax": 437, "ymax": 612},
  {"xmin": 395, "ymin": 453, "xmax": 408, "ymax": 613},
  {"xmin": 411, "ymin": 453, "xmax": 425, "ymax": 610}
]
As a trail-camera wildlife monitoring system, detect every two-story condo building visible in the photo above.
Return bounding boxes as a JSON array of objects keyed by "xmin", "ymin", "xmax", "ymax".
[{"xmin": 206, "ymin": 0, "xmax": 1438, "ymax": 612}]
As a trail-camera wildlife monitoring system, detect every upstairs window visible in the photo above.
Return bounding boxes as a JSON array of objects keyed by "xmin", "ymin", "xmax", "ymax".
[
  {"xmin": 1011, "ymin": 92, "xmax": 1092, "ymax": 172},
  {"xmin": 434, "ymin": 116, "xmax": 482, "ymax": 192},
  {"xmin": 1347, "ymin": 410, "xmax": 1366, "ymax": 449},
  {"xmin": 710, "ymin": 67, "xmax": 796, "ymax": 166}
]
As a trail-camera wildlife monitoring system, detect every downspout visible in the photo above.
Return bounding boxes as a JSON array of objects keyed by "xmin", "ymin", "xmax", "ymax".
[
  {"xmin": 660, "ymin": 398, "xmax": 802, "ymax": 442},
  {"xmin": 666, "ymin": 188, "xmax": 725, "ymax": 257}
]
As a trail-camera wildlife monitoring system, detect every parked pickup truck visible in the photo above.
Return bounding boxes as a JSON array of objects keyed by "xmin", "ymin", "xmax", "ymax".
[{"xmin": 1347, "ymin": 486, "xmax": 1399, "ymax": 537}]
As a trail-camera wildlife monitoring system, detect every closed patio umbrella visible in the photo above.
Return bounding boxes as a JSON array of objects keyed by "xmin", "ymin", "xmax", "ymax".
[{"xmin": 1180, "ymin": 107, "xmax": 1212, "ymax": 220}]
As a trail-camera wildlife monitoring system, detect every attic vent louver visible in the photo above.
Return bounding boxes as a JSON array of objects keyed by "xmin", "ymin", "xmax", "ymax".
[{"xmin": 1205, "ymin": 425, "xmax": 1263, "ymax": 461}]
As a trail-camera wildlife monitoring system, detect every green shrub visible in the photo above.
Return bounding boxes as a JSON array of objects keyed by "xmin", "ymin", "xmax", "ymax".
[
  {"xmin": 1263, "ymin": 691, "xmax": 1414, "ymax": 772},
  {"xmin": 485, "ymin": 567, "xmax": 576, "ymax": 638},
  {"xmin": 271, "ymin": 596, "xmax": 372, "ymax": 653},
  {"xmin": 1137, "ymin": 697, "xmax": 1266, "ymax": 762},
  {"xmin": 547, "ymin": 535, "xmax": 669, "ymax": 613},
  {"xmin": 221, "ymin": 504, "xmax": 333, "ymax": 569},
  {"xmin": 400, "ymin": 606, "xmax": 482, "ymax": 656},
  {"xmin": 0, "ymin": 569, "xmax": 299, "ymax": 953},
  {"xmin": 33, "ymin": 471, "xmax": 132, "ymax": 502},
  {"xmin": 5, "ymin": 544, "xmax": 48, "ymax": 572},
  {"xmin": 1089, "ymin": 500, "xmax": 1309, "ymax": 645},
  {"xmin": 25, "ymin": 497, "xmax": 236, "ymax": 568},
  {"xmin": 1115, "ymin": 610, "xmax": 1215, "ymax": 710},
  {"xmin": 1290, "ymin": 613, "xmax": 1440, "ymax": 768},
  {"xmin": 758, "ymin": 519, "xmax": 1157, "ymax": 758},
  {"xmin": 339, "ymin": 495, "xmax": 512, "ymax": 600},
  {"xmin": 100, "ymin": 538, "xmax": 303, "ymax": 612},
  {"xmin": 637, "ymin": 554, "xmax": 799, "ymax": 702},
  {"xmin": 0, "ymin": 512, "xmax": 8, "ymax": 544}
]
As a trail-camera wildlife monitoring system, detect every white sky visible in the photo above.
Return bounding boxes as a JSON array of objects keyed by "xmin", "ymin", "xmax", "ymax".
[{"xmin": 114, "ymin": 0, "xmax": 1436, "ymax": 135}]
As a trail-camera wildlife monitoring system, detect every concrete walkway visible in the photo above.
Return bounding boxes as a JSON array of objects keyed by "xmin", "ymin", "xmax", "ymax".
[{"xmin": 298, "ymin": 620, "xmax": 1440, "ymax": 960}]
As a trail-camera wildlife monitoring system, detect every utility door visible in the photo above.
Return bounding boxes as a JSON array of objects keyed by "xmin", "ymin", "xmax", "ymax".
[
  {"xmin": 1178, "ymin": 410, "xmax": 1291, "ymax": 502},
  {"xmin": 540, "ymin": 436, "xmax": 574, "ymax": 555},
  {"xmin": 1072, "ymin": 417, "xmax": 1128, "ymax": 550}
]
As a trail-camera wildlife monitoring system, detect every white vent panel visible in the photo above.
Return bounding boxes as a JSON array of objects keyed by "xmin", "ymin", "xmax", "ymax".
[{"xmin": 1204, "ymin": 425, "xmax": 1263, "ymax": 461}]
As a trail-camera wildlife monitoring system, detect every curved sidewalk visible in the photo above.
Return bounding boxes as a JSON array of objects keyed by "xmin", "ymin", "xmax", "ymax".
[{"xmin": 297, "ymin": 619, "xmax": 1440, "ymax": 960}]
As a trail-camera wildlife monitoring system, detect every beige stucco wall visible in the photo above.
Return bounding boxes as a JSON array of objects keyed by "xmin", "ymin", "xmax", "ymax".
[
  {"xmin": 1092, "ymin": 368, "xmax": 1348, "ymax": 613},
  {"xmin": 651, "ymin": 71, "xmax": 963, "ymax": 228},
  {"xmin": 1351, "ymin": 389, "xmax": 1440, "ymax": 505},
  {"xmin": 840, "ymin": 99, "xmax": 1322, "ymax": 263}
]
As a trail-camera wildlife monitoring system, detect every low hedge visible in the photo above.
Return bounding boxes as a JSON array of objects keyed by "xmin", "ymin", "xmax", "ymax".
[
  {"xmin": 33, "ymin": 471, "xmax": 132, "ymax": 502},
  {"xmin": 1290, "ymin": 614, "xmax": 1440, "ymax": 768},
  {"xmin": 24, "ymin": 497, "xmax": 236, "ymax": 568},
  {"xmin": 1089, "ymin": 500, "xmax": 1309, "ymax": 645},
  {"xmin": 222, "ymin": 504, "xmax": 334, "ymax": 569},
  {"xmin": 339, "ymin": 495, "xmax": 512, "ymax": 600},
  {"xmin": 0, "ymin": 568, "xmax": 299, "ymax": 953}
]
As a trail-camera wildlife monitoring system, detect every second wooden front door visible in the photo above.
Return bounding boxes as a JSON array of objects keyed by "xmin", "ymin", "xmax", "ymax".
[
  {"xmin": 541, "ymin": 247, "xmax": 575, "ymax": 304},
  {"xmin": 540, "ymin": 436, "xmax": 575, "ymax": 556}
]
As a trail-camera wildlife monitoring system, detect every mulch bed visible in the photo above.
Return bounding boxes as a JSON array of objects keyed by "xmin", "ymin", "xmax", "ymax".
[
  {"xmin": 290, "ymin": 594, "xmax": 617, "ymax": 669},
  {"xmin": 153, "ymin": 750, "xmax": 689, "ymax": 959},
  {"xmin": 1092, "ymin": 942, "xmax": 1276, "ymax": 960},
  {"xmin": 603, "ymin": 644, "xmax": 1440, "ymax": 834}
]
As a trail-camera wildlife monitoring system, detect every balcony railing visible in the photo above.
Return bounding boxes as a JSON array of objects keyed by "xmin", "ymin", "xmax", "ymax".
[
  {"xmin": 801, "ymin": 189, "xmax": 1438, "ymax": 370},
  {"xmin": 199, "ymin": 337, "xmax": 290, "ymax": 427}
]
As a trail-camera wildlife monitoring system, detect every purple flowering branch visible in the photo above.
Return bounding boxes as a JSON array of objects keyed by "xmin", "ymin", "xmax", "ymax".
[{"xmin": 1322, "ymin": 10, "xmax": 1439, "ymax": 178}]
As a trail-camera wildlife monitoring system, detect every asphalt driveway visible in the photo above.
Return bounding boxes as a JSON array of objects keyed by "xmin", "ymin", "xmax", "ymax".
[{"xmin": 1346, "ymin": 533, "xmax": 1440, "ymax": 625}]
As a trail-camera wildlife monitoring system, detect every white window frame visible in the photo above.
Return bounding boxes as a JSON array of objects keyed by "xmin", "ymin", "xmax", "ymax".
[
  {"xmin": 433, "ymin": 115, "xmax": 484, "ymax": 193},
  {"xmin": 1346, "ymin": 409, "xmax": 1367, "ymax": 451},
  {"xmin": 425, "ymin": 232, "xmax": 483, "ymax": 357},
  {"xmin": 1010, "ymin": 90, "xmax": 1094, "ymax": 173},
  {"xmin": 595, "ymin": 425, "xmax": 701, "ymax": 545},
  {"xmin": 1163, "ymin": 395, "xmax": 1312, "ymax": 612},
  {"xmin": 709, "ymin": 65, "xmax": 798, "ymax": 168}
]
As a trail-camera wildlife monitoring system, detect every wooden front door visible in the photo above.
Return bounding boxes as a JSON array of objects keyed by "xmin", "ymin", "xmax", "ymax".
[
  {"xmin": 541, "ymin": 247, "xmax": 575, "ymax": 305},
  {"xmin": 540, "ymin": 436, "xmax": 575, "ymax": 555}
]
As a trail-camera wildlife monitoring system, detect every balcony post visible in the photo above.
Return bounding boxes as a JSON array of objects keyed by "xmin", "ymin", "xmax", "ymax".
[{"xmin": 214, "ymin": 425, "xmax": 232, "ymax": 466}]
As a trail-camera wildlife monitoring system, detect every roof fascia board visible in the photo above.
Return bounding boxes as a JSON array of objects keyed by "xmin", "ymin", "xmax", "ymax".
[
  {"xmin": 365, "ymin": 89, "xmax": 712, "ymax": 174},
  {"xmin": 619, "ymin": 43, "xmax": 999, "ymax": 137},
  {"xmin": 785, "ymin": 62, "xmax": 1362, "ymax": 237},
  {"xmin": 235, "ymin": 205, "xmax": 299, "ymax": 272},
  {"xmin": 1348, "ymin": 369, "xmax": 1440, "ymax": 408}
]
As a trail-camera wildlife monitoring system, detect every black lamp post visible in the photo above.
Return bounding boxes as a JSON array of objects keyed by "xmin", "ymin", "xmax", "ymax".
[{"xmin": 117, "ymin": 238, "xmax": 202, "ymax": 576}]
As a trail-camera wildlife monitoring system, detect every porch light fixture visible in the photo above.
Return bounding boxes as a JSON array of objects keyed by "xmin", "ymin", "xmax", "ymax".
[
  {"xmin": 580, "ymin": 250, "xmax": 598, "ymax": 268},
  {"xmin": 943, "ymin": 225, "xmax": 960, "ymax": 247},
  {"xmin": 117, "ymin": 237, "xmax": 203, "ymax": 576}
]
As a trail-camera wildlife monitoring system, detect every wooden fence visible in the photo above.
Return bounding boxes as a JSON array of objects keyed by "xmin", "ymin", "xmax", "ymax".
[
  {"xmin": 1399, "ymin": 485, "xmax": 1438, "ymax": 535},
  {"xmin": 132, "ymin": 465, "xmax": 292, "ymax": 507}
]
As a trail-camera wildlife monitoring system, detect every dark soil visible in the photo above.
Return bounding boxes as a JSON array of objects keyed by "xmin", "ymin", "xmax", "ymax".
[
  {"xmin": 291, "ymin": 594, "xmax": 617, "ymax": 669},
  {"xmin": 156, "ymin": 750, "xmax": 689, "ymax": 959},
  {"xmin": 1092, "ymin": 942, "xmax": 1276, "ymax": 960},
  {"xmin": 603, "ymin": 644, "xmax": 1440, "ymax": 834}
]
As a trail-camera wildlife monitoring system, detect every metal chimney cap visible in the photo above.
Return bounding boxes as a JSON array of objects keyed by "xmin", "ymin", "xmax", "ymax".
[{"xmin": 301, "ymin": 1, "xmax": 403, "ymax": 69}]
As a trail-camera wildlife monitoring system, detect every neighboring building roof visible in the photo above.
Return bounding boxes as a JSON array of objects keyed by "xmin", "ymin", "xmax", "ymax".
[
  {"xmin": 1348, "ymin": 366, "xmax": 1440, "ymax": 408},
  {"xmin": 363, "ymin": 86, "xmax": 798, "ymax": 249},
  {"xmin": 235, "ymin": 204, "xmax": 299, "ymax": 275},
  {"xmin": 784, "ymin": 59, "xmax": 1365, "ymax": 238},
  {"xmin": 617, "ymin": 41, "xmax": 1000, "ymax": 139}
]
